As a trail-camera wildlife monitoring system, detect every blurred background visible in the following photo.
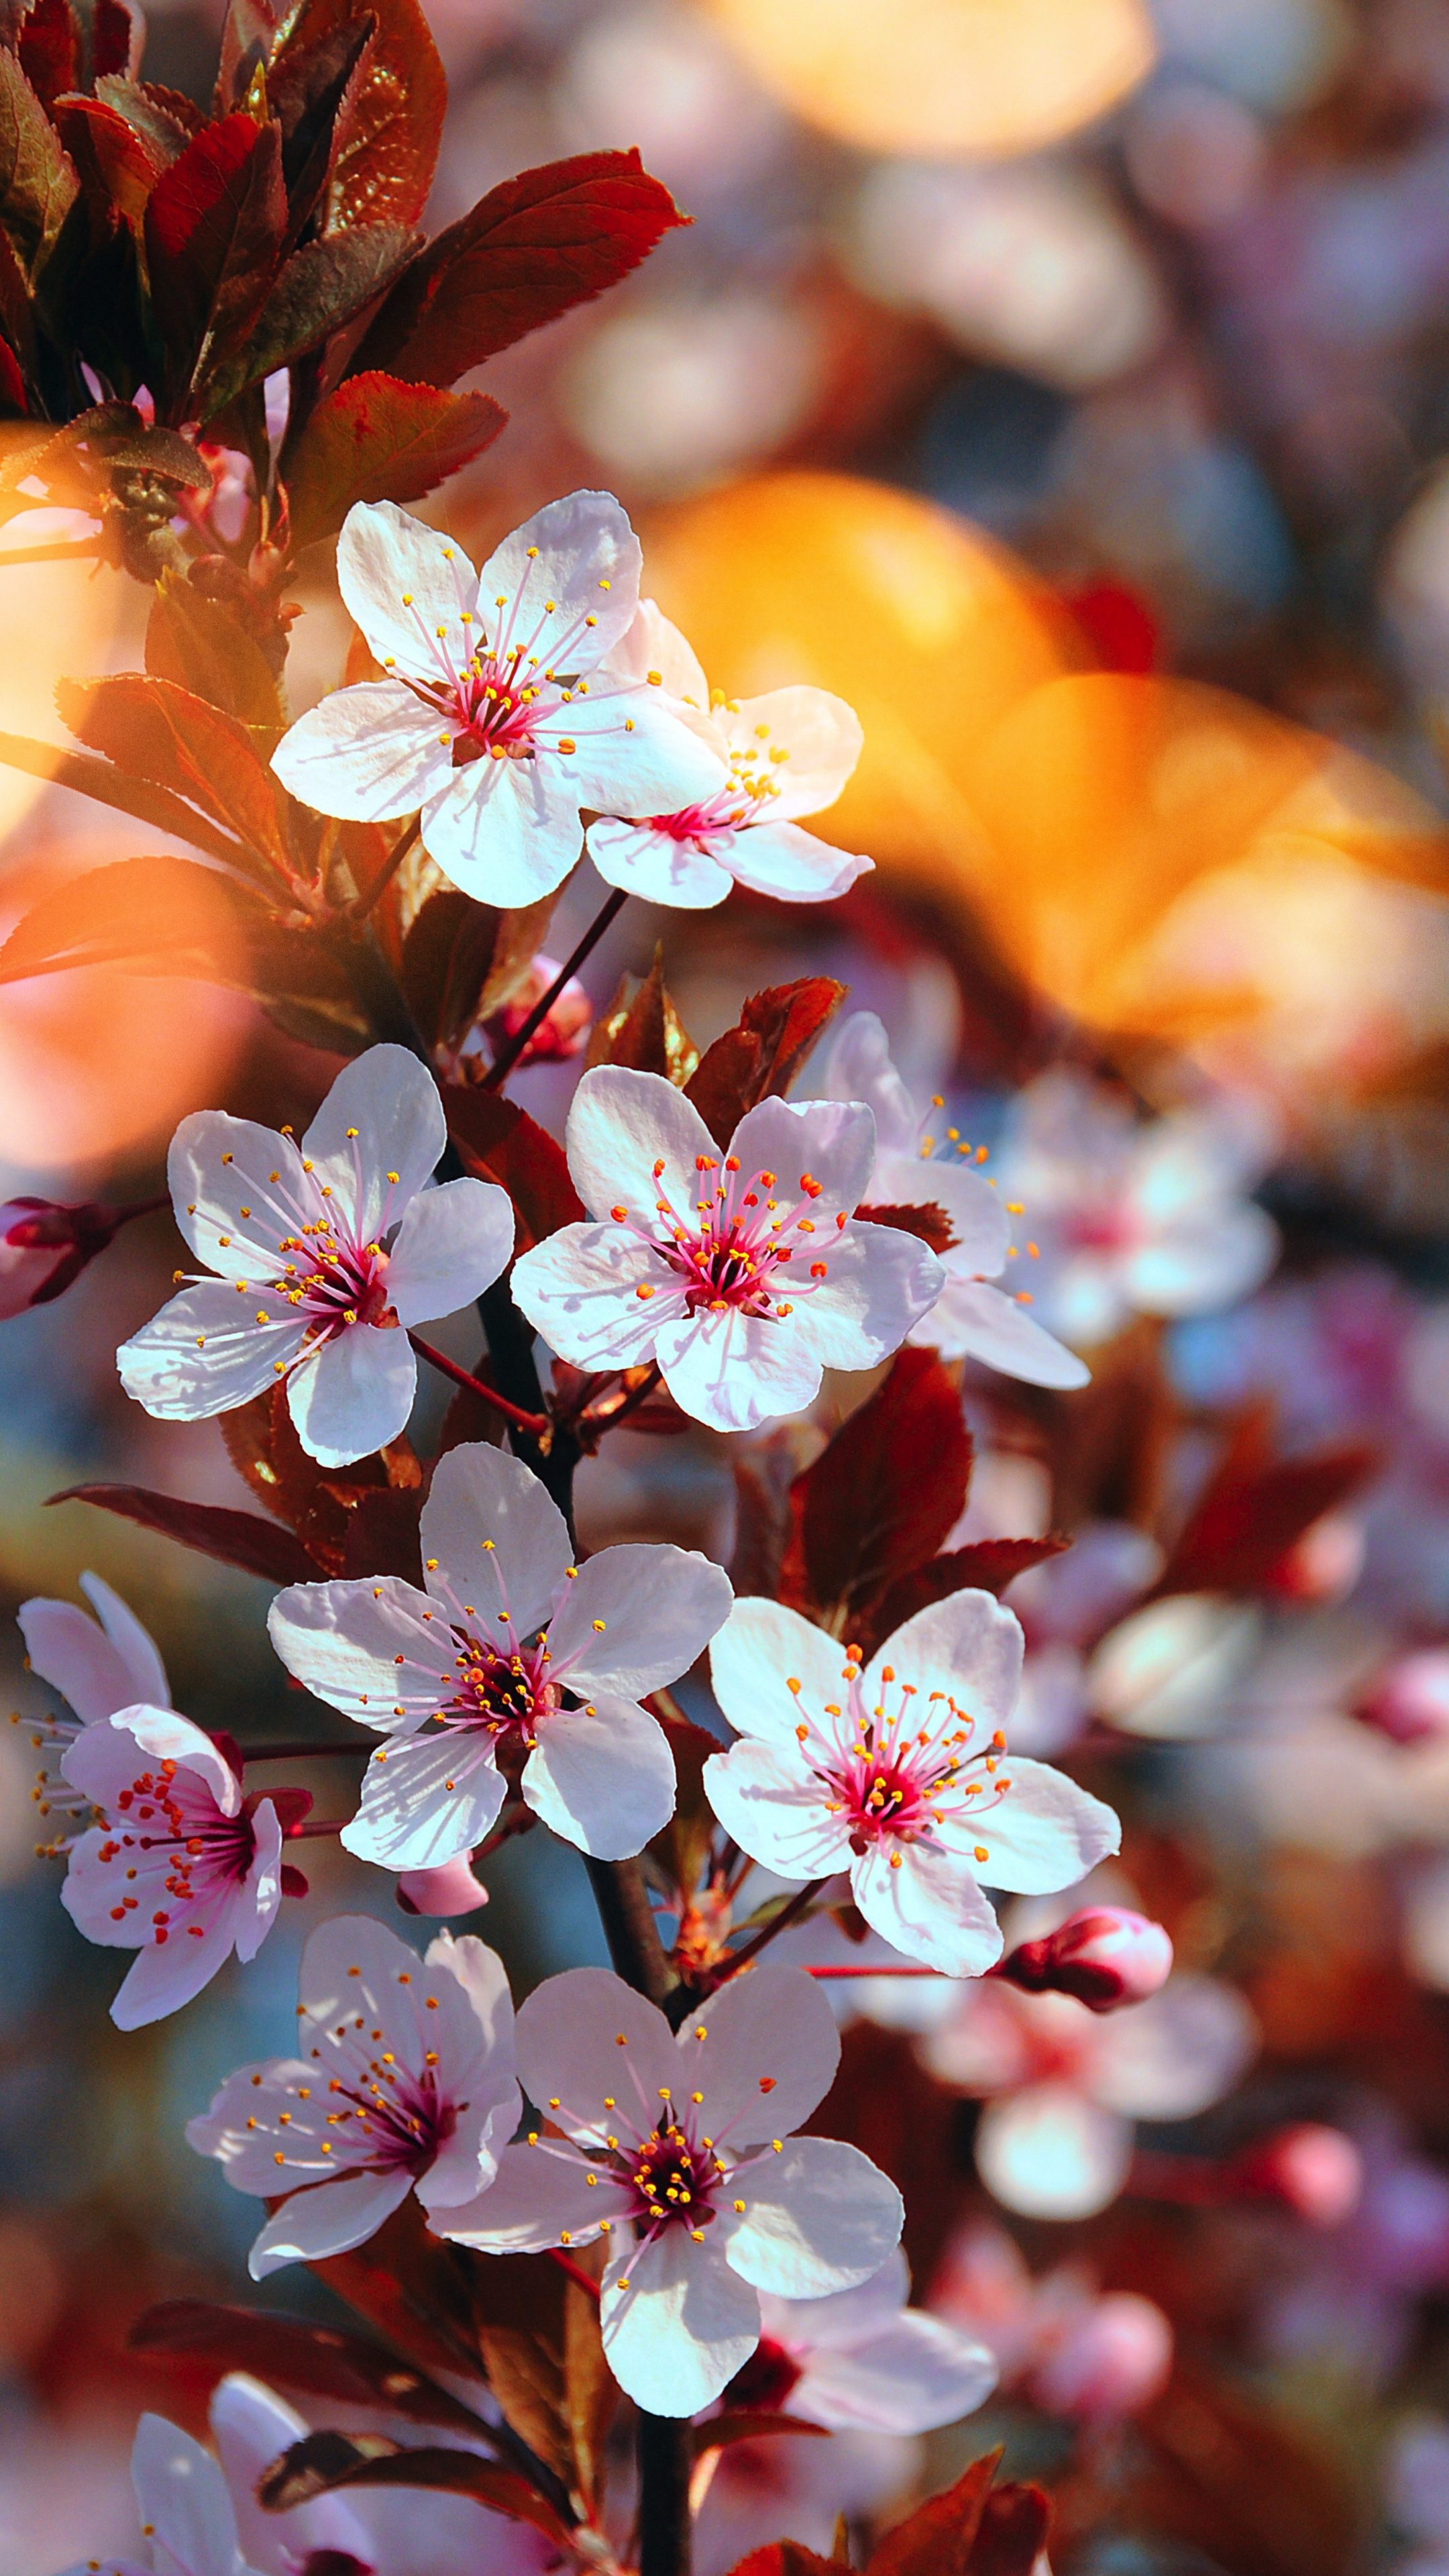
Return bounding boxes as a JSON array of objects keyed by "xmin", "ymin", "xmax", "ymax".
[{"xmin": 11, "ymin": 0, "xmax": 1449, "ymax": 2569}]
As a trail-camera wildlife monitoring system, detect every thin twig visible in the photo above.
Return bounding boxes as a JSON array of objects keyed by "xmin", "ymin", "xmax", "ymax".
[
  {"xmin": 547, "ymin": 2246, "xmax": 602, "ymax": 2302},
  {"xmin": 238, "ymin": 1741, "xmax": 366, "ymax": 1763},
  {"xmin": 347, "ymin": 814, "xmax": 422, "ymax": 920},
  {"xmin": 577, "ymin": 1361, "xmax": 663, "ymax": 1440},
  {"xmin": 482, "ymin": 884, "xmax": 627, "ymax": 1090},
  {"xmin": 712, "ymin": 1880, "xmax": 824, "ymax": 1986},
  {"xmin": 0, "ymin": 538, "xmax": 106, "ymax": 566},
  {"xmin": 408, "ymin": 1332, "xmax": 549, "ymax": 1438}
]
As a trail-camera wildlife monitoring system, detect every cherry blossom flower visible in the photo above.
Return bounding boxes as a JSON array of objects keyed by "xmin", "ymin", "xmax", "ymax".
[
  {"xmin": 270, "ymin": 496, "xmax": 728, "ymax": 906},
  {"xmin": 438, "ymin": 1962, "xmax": 904, "ymax": 2416},
  {"xmin": 724, "ymin": 2247, "xmax": 998, "ymax": 2434},
  {"xmin": 0, "ymin": 1194, "xmax": 127, "ymax": 1317},
  {"xmin": 1000, "ymin": 1067, "xmax": 1281, "ymax": 1348},
  {"xmin": 998, "ymin": 1905, "xmax": 1175, "ymax": 2010},
  {"xmin": 585, "ymin": 599, "xmax": 872, "ymax": 908},
  {"xmin": 932, "ymin": 2220, "xmax": 1173, "ymax": 2422},
  {"xmin": 703, "ymin": 1593, "xmax": 1120, "ymax": 1976},
  {"xmin": 818, "ymin": 1014, "xmax": 1088, "ymax": 1388},
  {"xmin": 58, "ymin": 1709, "xmax": 286, "ymax": 2031},
  {"xmin": 117, "ymin": 1046, "xmax": 513, "ymax": 1470},
  {"xmin": 511, "ymin": 1068, "xmax": 944, "ymax": 1434},
  {"xmin": 920, "ymin": 1962, "xmax": 1258, "ymax": 2218},
  {"xmin": 186, "ymin": 1915, "xmax": 521, "ymax": 2279},
  {"xmin": 482, "ymin": 951, "xmax": 593, "ymax": 1066},
  {"xmin": 53, "ymin": 2410, "xmax": 266, "ymax": 2576},
  {"xmin": 268, "ymin": 1440, "xmax": 733, "ymax": 1868},
  {"xmin": 17, "ymin": 1570, "xmax": 172, "ymax": 1857},
  {"xmin": 209, "ymin": 2373, "xmax": 555, "ymax": 2576}
]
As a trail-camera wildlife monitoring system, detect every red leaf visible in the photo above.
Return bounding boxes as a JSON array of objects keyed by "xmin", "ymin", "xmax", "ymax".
[
  {"xmin": 966, "ymin": 2486, "xmax": 1053, "ymax": 2576},
  {"xmin": 284, "ymin": 373, "xmax": 505, "ymax": 555},
  {"xmin": 720, "ymin": 2549, "xmax": 841, "ymax": 2576},
  {"xmin": 47, "ymin": 1483, "xmax": 320, "ymax": 1585},
  {"xmin": 350, "ymin": 148, "xmax": 685, "ymax": 387},
  {"xmin": 685, "ymin": 977, "xmax": 846, "ymax": 1151},
  {"xmin": 54, "ymin": 96, "xmax": 160, "ymax": 229},
  {"xmin": 269, "ymin": 0, "xmax": 444, "ymax": 233},
  {"xmin": 128, "ymin": 2300, "xmax": 482, "ymax": 2430},
  {"xmin": 856, "ymin": 1199, "xmax": 956, "ymax": 1255},
  {"xmin": 0, "ymin": 331, "xmax": 25, "ymax": 411},
  {"xmin": 259, "ymin": 2438, "xmax": 575, "ymax": 2555},
  {"xmin": 443, "ymin": 1085, "xmax": 582, "ymax": 1255},
  {"xmin": 777, "ymin": 1350, "xmax": 971, "ymax": 1644},
  {"xmin": 872, "ymin": 1534, "xmax": 1071, "ymax": 1637},
  {"xmin": 17, "ymin": 0, "xmax": 78, "ymax": 113},
  {"xmin": 144, "ymin": 112, "xmax": 286, "ymax": 411},
  {"xmin": 1152, "ymin": 1409, "xmax": 1378, "ymax": 1599},
  {"xmin": 868, "ymin": 2453, "xmax": 998, "ymax": 2576},
  {"xmin": 56, "ymin": 674, "xmax": 293, "ymax": 882},
  {"xmin": 91, "ymin": 0, "xmax": 139, "ymax": 80}
]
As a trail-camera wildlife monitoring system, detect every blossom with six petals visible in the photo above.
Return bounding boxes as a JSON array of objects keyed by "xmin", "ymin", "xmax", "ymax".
[
  {"xmin": 268, "ymin": 1440, "xmax": 733, "ymax": 1868},
  {"xmin": 586, "ymin": 600, "xmax": 872, "ymax": 908},
  {"xmin": 511, "ymin": 1067, "xmax": 944, "ymax": 1433},
  {"xmin": 438, "ymin": 1962, "xmax": 904, "ymax": 2416},
  {"xmin": 704, "ymin": 1592, "xmax": 1120, "ymax": 1976},
  {"xmin": 117, "ymin": 1046, "xmax": 513, "ymax": 1469},
  {"xmin": 186, "ymin": 1913, "xmax": 521, "ymax": 2278},
  {"xmin": 270, "ymin": 495, "xmax": 728, "ymax": 905}
]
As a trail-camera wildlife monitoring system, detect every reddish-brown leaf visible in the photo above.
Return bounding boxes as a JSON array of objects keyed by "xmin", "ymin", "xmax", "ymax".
[
  {"xmin": 270, "ymin": 0, "xmax": 444, "ymax": 233},
  {"xmin": 0, "ymin": 49, "xmax": 78, "ymax": 272},
  {"xmin": 685, "ymin": 977, "xmax": 846, "ymax": 1150},
  {"xmin": 0, "ymin": 329, "xmax": 24, "ymax": 411},
  {"xmin": 562, "ymin": 2267, "xmax": 614, "ymax": 2515},
  {"xmin": 647, "ymin": 1709, "xmax": 725, "ymax": 1907},
  {"xmin": 144, "ymin": 111, "xmax": 286, "ymax": 411},
  {"xmin": 1152, "ymin": 1409, "xmax": 1379, "ymax": 1600},
  {"xmin": 695, "ymin": 2414, "xmax": 832, "ymax": 2459},
  {"xmin": 778, "ymin": 1350, "xmax": 971, "ymax": 1640},
  {"xmin": 855, "ymin": 1199, "xmax": 956, "ymax": 1255},
  {"xmin": 400, "ymin": 888, "xmax": 554, "ymax": 1059},
  {"xmin": 0, "ymin": 728, "xmax": 253, "ymax": 867},
  {"xmin": 219, "ymin": 1381, "xmax": 421, "ymax": 1577},
  {"xmin": 94, "ymin": 74, "xmax": 200, "ymax": 166},
  {"xmin": 586, "ymin": 945, "xmax": 700, "ymax": 1081},
  {"xmin": 284, "ymin": 372, "xmax": 505, "ymax": 557},
  {"xmin": 257, "ymin": 2434, "xmax": 574, "ymax": 2552},
  {"xmin": 720, "ymin": 2546, "xmax": 841, "ymax": 2576},
  {"xmin": 443, "ymin": 1086, "xmax": 581, "ymax": 1255},
  {"xmin": 53, "ymin": 96, "xmax": 160, "ymax": 229},
  {"xmin": 47, "ymin": 1482, "xmax": 319, "ymax": 1585},
  {"xmin": 91, "ymin": 0, "xmax": 139, "ymax": 80},
  {"xmin": 868, "ymin": 2453, "xmax": 998, "ymax": 2576},
  {"xmin": 56, "ymin": 674, "xmax": 292, "ymax": 879},
  {"xmin": 127, "ymin": 2300, "xmax": 480, "ymax": 2432},
  {"xmin": 17, "ymin": 0, "xmax": 78, "ymax": 113},
  {"xmin": 871, "ymin": 1534, "xmax": 1071, "ymax": 1640},
  {"xmin": 965, "ymin": 2486, "xmax": 1052, "ymax": 2576},
  {"xmin": 143, "ymin": 569, "xmax": 288, "ymax": 735},
  {"xmin": 0, "ymin": 854, "xmax": 267, "ymax": 986},
  {"xmin": 350, "ymin": 148, "xmax": 685, "ymax": 386}
]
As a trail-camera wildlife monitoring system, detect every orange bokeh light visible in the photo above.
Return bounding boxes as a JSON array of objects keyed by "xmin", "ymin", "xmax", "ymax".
[{"xmin": 702, "ymin": 0, "xmax": 1157, "ymax": 159}]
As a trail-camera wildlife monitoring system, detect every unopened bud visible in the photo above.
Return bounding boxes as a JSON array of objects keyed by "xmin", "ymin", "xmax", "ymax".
[
  {"xmin": 486, "ymin": 955, "xmax": 592, "ymax": 1068},
  {"xmin": 1231, "ymin": 2122, "xmax": 1363, "ymax": 2229},
  {"xmin": 998, "ymin": 1908, "xmax": 1173, "ymax": 2012},
  {"xmin": 1357, "ymin": 1650, "xmax": 1449, "ymax": 1746},
  {"xmin": 1031, "ymin": 2293, "xmax": 1173, "ymax": 2420},
  {"xmin": 0, "ymin": 1196, "xmax": 125, "ymax": 1318},
  {"xmin": 396, "ymin": 1851, "xmax": 488, "ymax": 1917}
]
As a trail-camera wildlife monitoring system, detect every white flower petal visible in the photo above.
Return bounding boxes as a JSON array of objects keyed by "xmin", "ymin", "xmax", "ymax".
[
  {"xmin": 61, "ymin": 1705, "xmax": 239, "ymax": 1815},
  {"xmin": 912, "ymin": 1276, "xmax": 1089, "ymax": 1387},
  {"xmin": 818, "ymin": 1012, "xmax": 922, "ymax": 1155},
  {"xmin": 1122, "ymin": 1201, "xmax": 1279, "ymax": 1318},
  {"xmin": 702, "ymin": 1741, "xmax": 855, "ymax": 1880},
  {"xmin": 337, "ymin": 498, "xmax": 475, "ymax": 662},
  {"xmin": 437, "ymin": 2139, "xmax": 631, "ymax": 2251},
  {"xmin": 80, "ymin": 1573, "xmax": 171, "ymax": 1709},
  {"xmin": 420, "ymin": 750, "xmax": 586, "ymax": 908},
  {"xmin": 549, "ymin": 680, "xmax": 729, "ymax": 816},
  {"xmin": 512, "ymin": 1966, "xmax": 680, "ymax": 2146},
  {"xmin": 604, "ymin": 598, "xmax": 711, "ymax": 704},
  {"xmin": 248, "ymin": 2169, "xmax": 415, "ymax": 2277},
  {"xmin": 108, "ymin": 1893, "xmax": 250, "ymax": 2030},
  {"xmin": 233, "ymin": 1797, "xmax": 284, "ymax": 1964},
  {"xmin": 271, "ymin": 682, "xmax": 447, "ymax": 822},
  {"xmin": 729, "ymin": 1095, "xmax": 877, "ymax": 1228},
  {"xmin": 166, "ymin": 1109, "xmax": 308, "ymax": 1277},
  {"xmin": 19, "ymin": 1591, "xmax": 160, "ymax": 1724},
  {"xmin": 792, "ymin": 1223, "xmax": 943, "ymax": 1371},
  {"xmin": 792, "ymin": 2312, "xmax": 998, "ymax": 2434},
  {"xmin": 727, "ymin": 818, "xmax": 873, "ymax": 904},
  {"xmin": 130, "ymin": 2415, "xmax": 244, "ymax": 2576},
  {"xmin": 522, "ymin": 1700, "xmax": 675, "ymax": 1858},
  {"xmin": 548, "ymin": 1542, "xmax": 733, "ymax": 1698},
  {"xmin": 720, "ymin": 686, "xmax": 862, "ymax": 822},
  {"xmin": 602, "ymin": 2229, "xmax": 761, "ymax": 2417},
  {"xmin": 303, "ymin": 1044, "xmax": 446, "ymax": 1236},
  {"xmin": 480, "ymin": 488, "xmax": 641, "ymax": 664},
  {"xmin": 655, "ymin": 1303, "xmax": 825, "ymax": 1432},
  {"xmin": 565, "ymin": 1065, "xmax": 719, "ymax": 1228},
  {"xmin": 385, "ymin": 1177, "xmax": 514, "ymax": 1326},
  {"xmin": 676, "ymin": 1962, "xmax": 841, "ymax": 2145},
  {"xmin": 723, "ymin": 2137, "xmax": 902, "ymax": 2297},
  {"xmin": 585, "ymin": 816, "xmax": 735, "ymax": 908},
  {"xmin": 268, "ymin": 1575, "xmax": 455, "ymax": 1734},
  {"xmin": 864, "ymin": 1590, "xmax": 1024, "ymax": 1735},
  {"xmin": 421, "ymin": 1442, "xmax": 572, "ymax": 1642},
  {"xmin": 871, "ymin": 1148, "xmax": 1011, "ymax": 1276},
  {"xmin": 974, "ymin": 2084, "xmax": 1132, "ymax": 2220},
  {"xmin": 286, "ymin": 1326, "xmax": 418, "ymax": 1469},
  {"xmin": 709, "ymin": 1599, "xmax": 852, "ymax": 1744},
  {"xmin": 852, "ymin": 1839, "xmax": 1004, "ymax": 1978},
  {"xmin": 512, "ymin": 1221, "xmax": 679, "ymax": 1374},
  {"xmin": 117, "ymin": 1283, "xmax": 305, "ymax": 1420},
  {"xmin": 1088, "ymin": 1975, "xmax": 1257, "ymax": 2121},
  {"xmin": 341, "ymin": 1733, "xmax": 506, "ymax": 1870},
  {"xmin": 934, "ymin": 1755, "xmax": 1120, "ymax": 1895}
]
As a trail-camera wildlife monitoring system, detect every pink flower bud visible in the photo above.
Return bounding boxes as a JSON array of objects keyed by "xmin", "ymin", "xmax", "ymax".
[
  {"xmin": 1232, "ymin": 2123, "xmax": 1364, "ymax": 2229},
  {"xmin": 396, "ymin": 1853, "xmax": 489, "ymax": 1916},
  {"xmin": 486, "ymin": 955, "xmax": 592, "ymax": 1068},
  {"xmin": 998, "ymin": 1908, "xmax": 1174, "ymax": 2012},
  {"xmin": 1357, "ymin": 1650, "xmax": 1449, "ymax": 1745},
  {"xmin": 1032, "ymin": 2293, "xmax": 1173, "ymax": 2420},
  {"xmin": 0, "ymin": 1196, "xmax": 123, "ymax": 1318}
]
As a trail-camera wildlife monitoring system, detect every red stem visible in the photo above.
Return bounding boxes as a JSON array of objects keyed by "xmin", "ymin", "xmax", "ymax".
[
  {"xmin": 801, "ymin": 1964, "xmax": 945, "ymax": 1980},
  {"xmin": 547, "ymin": 2246, "xmax": 602, "ymax": 2303},
  {"xmin": 578, "ymin": 1361, "xmax": 663, "ymax": 1440},
  {"xmin": 408, "ymin": 1333, "xmax": 548, "ymax": 1437},
  {"xmin": 482, "ymin": 885, "xmax": 628, "ymax": 1091}
]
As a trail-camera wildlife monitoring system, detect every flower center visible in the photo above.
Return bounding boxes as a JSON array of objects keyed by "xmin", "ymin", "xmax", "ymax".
[
  {"xmin": 788, "ymin": 1656, "xmax": 1014, "ymax": 1868},
  {"xmin": 95, "ymin": 1758, "xmax": 256, "ymax": 1942},
  {"xmin": 276, "ymin": 1224, "xmax": 392, "ymax": 1340},
  {"xmin": 625, "ymin": 2116, "xmax": 724, "ymax": 2237},
  {"xmin": 443, "ymin": 1633, "xmax": 557, "ymax": 1747},
  {"xmin": 617, "ymin": 1152, "xmax": 841, "ymax": 1324},
  {"xmin": 327, "ymin": 2063, "xmax": 459, "ymax": 2178}
]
